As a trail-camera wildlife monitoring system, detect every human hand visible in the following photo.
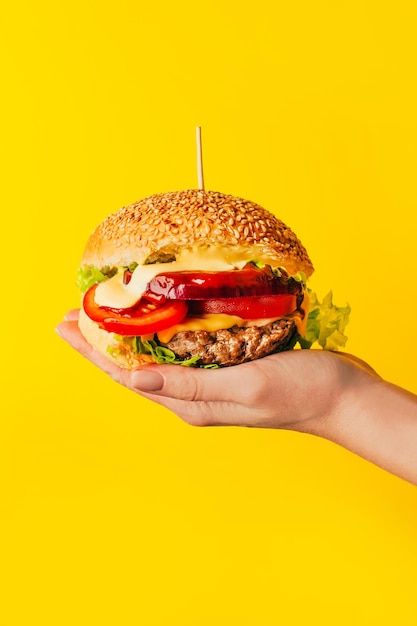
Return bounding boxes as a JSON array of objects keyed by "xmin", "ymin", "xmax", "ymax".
[
  {"xmin": 57, "ymin": 311, "xmax": 417, "ymax": 483},
  {"xmin": 56, "ymin": 309, "xmax": 377, "ymax": 433}
]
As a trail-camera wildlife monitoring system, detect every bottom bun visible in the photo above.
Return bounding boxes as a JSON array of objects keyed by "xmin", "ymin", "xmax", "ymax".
[
  {"xmin": 78, "ymin": 308, "xmax": 156, "ymax": 368},
  {"xmin": 79, "ymin": 307, "xmax": 298, "ymax": 370}
]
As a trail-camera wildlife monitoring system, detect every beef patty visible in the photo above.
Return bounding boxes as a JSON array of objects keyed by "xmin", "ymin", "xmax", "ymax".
[{"xmin": 162, "ymin": 318, "xmax": 298, "ymax": 367}]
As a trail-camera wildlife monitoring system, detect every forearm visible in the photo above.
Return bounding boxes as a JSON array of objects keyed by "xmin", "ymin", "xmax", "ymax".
[{"xmin": 312, "ymin": 376, "xmax": 417, "ymax": 485}]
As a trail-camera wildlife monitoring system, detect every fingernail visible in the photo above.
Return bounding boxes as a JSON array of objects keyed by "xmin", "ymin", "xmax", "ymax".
[
  {"xmin": 132, "ymin": 369, "xmax": 164, "ymax": 392},
  {"xmin": 55, "ymin": 325, "xmax": 63, "ymax": 338}
]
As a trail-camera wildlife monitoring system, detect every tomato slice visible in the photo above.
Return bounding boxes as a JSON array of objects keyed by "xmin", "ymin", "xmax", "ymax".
[
  {"xmin": 147, "ymin": 265, "xmax": 299, "ymax": 300},
  {"xmin": 83, "ymin": 283, "xmax": 188, "ymax": 336},
  {"xmin": 188, "ymin": 294, "xmax": 297, "ymax": 318}
]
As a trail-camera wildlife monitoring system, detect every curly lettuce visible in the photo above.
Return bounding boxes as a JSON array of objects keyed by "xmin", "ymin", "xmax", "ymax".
[
  {"xmin": 298, "ymin": 290, "xmax": 351, "ymax": 350},
  {"xmin": 77, "ymin": 265, "xmax": 118, "ymax": 293},
  {"xmin": 133, "ymin": 337, "xmax": 220, "ymax": 368},
  {"xmin": 133, "ymin": 337, "xmax": 200, "ymax": 366}
]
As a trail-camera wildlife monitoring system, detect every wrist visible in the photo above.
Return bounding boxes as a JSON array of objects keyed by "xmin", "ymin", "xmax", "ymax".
[{"xmin": 292, "ymin": 352, "xmax": 378, "ymax": 440}]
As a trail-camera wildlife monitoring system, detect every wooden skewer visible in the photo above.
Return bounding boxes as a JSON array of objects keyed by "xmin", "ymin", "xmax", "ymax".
[{"xmin": 196, "ymin": 126, "xmax": 205, "ymax": 190}]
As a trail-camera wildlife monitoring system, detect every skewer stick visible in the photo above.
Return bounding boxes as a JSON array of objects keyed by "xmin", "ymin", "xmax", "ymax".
[{"xmin": 196, "ymin": 126, "xmax": 205, "ymax": 190}]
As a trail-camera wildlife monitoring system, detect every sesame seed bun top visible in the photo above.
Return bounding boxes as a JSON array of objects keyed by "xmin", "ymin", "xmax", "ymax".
[{"xmin": 81, "ymin": 189, "xmax": 314, "ymax": 277}]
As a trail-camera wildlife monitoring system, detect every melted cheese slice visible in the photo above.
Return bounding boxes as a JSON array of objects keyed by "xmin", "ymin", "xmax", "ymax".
[{"xmin": 157, "ymin": 314, "xmax": 245, "ymax": 343}]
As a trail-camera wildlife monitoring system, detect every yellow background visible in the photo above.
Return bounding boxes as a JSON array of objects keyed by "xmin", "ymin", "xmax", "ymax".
[{"xmin": 1, "ymin": 1, "xmax": 417, "ymax": 624}]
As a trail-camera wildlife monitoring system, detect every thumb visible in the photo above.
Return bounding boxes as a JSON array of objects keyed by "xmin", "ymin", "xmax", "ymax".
[{"xmin": 129, "ymin": 361, "xmax": 267, "ymax": 405}]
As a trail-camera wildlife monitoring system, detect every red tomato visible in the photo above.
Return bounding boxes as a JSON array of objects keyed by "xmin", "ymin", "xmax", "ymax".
[
  {"xmin": 188, "ymin": 294, "xmax": 297, "ymax": 318},
  {"xmin": 147, "ymin": 265, "xmax": 299, "ymax": 300},
  {"xmin": 83, "ymin": 283, "xmax": 188, "ymax": 336}
]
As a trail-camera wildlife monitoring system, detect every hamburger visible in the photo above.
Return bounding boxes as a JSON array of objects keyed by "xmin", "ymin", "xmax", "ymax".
[{"xmin": 77, "ymin": 189, "xmax": 316, "ymax": 369}]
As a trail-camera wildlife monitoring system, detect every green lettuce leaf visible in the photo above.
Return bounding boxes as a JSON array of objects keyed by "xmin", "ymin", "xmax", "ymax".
[
  {"xmin": 76, "ymin": 265, "xmax": 118, "ymax": 293},
  {"xmin": 130, "ymin": 337, "xmax": 219, "ymax": 368},
  {"xmin": 133, "ymin": 337, "xmax": 202, "ymax": 367},
  {"xmin": 298, "ymin": 290, "xmax": 351, "ymax": 350}
]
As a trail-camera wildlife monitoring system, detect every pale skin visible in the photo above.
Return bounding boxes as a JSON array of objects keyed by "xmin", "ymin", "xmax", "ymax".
[{"xmin": 57, "ymin": 310, "xmax": 417, "ymax": 486}]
